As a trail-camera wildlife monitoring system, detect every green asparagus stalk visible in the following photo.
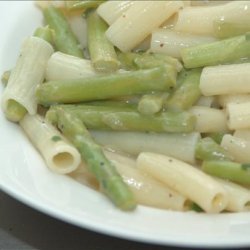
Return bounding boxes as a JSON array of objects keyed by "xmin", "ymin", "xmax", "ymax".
[
  {"xmin": 54, "ymin": 108, "xmax": 136, "ymax": 210},
  {"xmin": 65, "ymin": 1, "xmax": 106, "ymax": 11},
  {"xmin": 166, "ymin": 68, "xmax": 201, "ymax": 111},
  {"xmin": 181, "ymin": 34, "xmax": 250, "ymax": 68},
  {"xmin": 43, "ymin": 5, "xmax": 83, "ymax": 58},
  {"xmin": 202, "ymin": 160, "xmax": 250, "ymax": 185},
  {"xmin": 46, "ymin": 104, "xmax": 196, "ymax": 133},
  {"xmin": 33, "ymin": 26, "xmax": 54, "ymax": 44},
  {"xmin": 204, "ymin": 132, "xmax": 226, "ymax": 145},
  {"xmin": 214, "ymin": 20, "xmax": 250, "ymax": 39},
  {"xmin": 87, "ymin": 10, "xmax": 119, "ymax": 73},
  {"xmin": 195, "ymin": 137, "xmax": 232, "ymax": 161},
  {"xmin": 36, "ymin": 66, "xmax": 176, "ymax": 105},
  {"xmin": 137, "ymin": 93, "xmax": 169, "ymax": 115},
  {"xmin": 117, "ymin": 52, "xmax": 182, "ymax": 72},
  {"xmin": 4, "ymin": 27, "xmax": 53, "ymax": 122},
  {"xmin": 134, "ymin": 53, "xmax": 183, "ymax": 72}
]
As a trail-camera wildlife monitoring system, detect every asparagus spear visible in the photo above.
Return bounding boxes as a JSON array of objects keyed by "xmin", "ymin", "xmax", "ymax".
[
  {"xmin": 33, "ymin": 26, "xmax": 54, "ymax": 44},
  {"xmin": 137, "ymin": 93, "xmax": 168, "ymax": 115},
  {"xmin": 55, "ymin": 108, "xmax": 136, "ymax": 211},
  {"xmin": 181, "ymin": 34, "xmax": 250, "ymax": 68},
  {"xmin": 204, "ymin": 132, "xmax": 226, "ymax": 145},
  {"xmin": 87, "ymin": 10, "xmax": 119, "ymax": 73},
  {"xmin": 195, "ymin": 137, "xmax": 232, "ymax": 161},
  {"xmin": 36, "ymin": 66, "xmax": 176, "ymax": 105},
  {"xmin": 202, "ymin": 160, "xmax": 250, "ymax": 185},
  {"xmin": 46, "ymin": 104, "xmax": 196, "ymax": 133},
  {"xmin": 43, "ymin": 5, "xmax": 83, "ymax": 58},
  {"xmin": 117, "ymin": 52, "xmax": 183, "ymax": 72},
  {"xmin": 166, "ymin": 68, "xmax": 201, "ymax": 111}
]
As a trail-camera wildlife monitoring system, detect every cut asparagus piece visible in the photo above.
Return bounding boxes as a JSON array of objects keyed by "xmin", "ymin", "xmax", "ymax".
[
  {"xmin": 37, "ymin": 66, "xmax": 176, "ymax": 105},
  {"xmin": 166, "ymin": 68, "xmax": 201, "ymax": 111},
  {"xmin": 195, "ymin": 137, "xmax": 232, "ymax": 161},
  {"xmin": 43, "ymin": 5, "xmax": 83, "ymax": 58},
  {"xmin": 54, "ymin": 108, "xmax": 136, "ymax": 211},
  {"xmin": 87, "ymin": 10, "xmax": 119, "ymax": 73},
  {"xmin": 181, "ymin": 34, "xmax": 250, "ymax": 68},
  {"xmin": 46, "ymin": 104, "xmax": 196, "ymax": 133},
  {"xmin": 202, "ymin": 160, "xmax": 250, "ymax": 185}
]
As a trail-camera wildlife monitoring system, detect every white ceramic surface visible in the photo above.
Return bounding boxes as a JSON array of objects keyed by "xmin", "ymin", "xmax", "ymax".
[{"xmin": 0, "ymin": 1, "xmax": 250, "ymax": 248}]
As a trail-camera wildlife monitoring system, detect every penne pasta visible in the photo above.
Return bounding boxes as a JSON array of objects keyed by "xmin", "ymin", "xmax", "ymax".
[
  {"xmin": 221, "ymin": 134, "xmax": 250, "ymax": 163},
  {"xmin": 216, "ymin": 178, "xmax": 250, "ymax": 212},
  {"xmin": 200, "ymin": 63, "xmax": 250, "ymax": 96},
  {"xmin": 45, "ymin": 52, "xmax": 96, "ymax": 81},
  {"xmin": 136, "ymin": 152, "xmax": 228, "ymax": 213},
  {"xmin": 189, "ymin": 106, "xmax": 228, "ymax": 133},
  {"xmin": 97, "ymin": 1, "xmax": 135, "ymax": 25},
  {"xmin": 1, "ymin": 36, "xmax": 53, "ymax": 116},
  {"xmin": 217, "ymin": 94, "xmax": 250, "ymax": 109},
  {"xmin": 20, "ymin": 114, "xmax": 81, "ymax": 174},
  {"xmin": 106, "ymin": 1, "xmax": 184, "ymax": 52},
  {"xmin": 226, "ymin": 102, "xmax": 250, "ymax": 130},
  {"xmin": 175, "ymin": 1, "xmax": 250, "ymax": 36},
  {"xmin": 104, "ymin": 151, "xmax": 191, "ymax": 211},
  {"xmin": 150, "ymin": 29, "xmax": 216, "ymax": 59},
  {"xmin": 91, "ymin": 130, "xmax": 200, "ymax": 164}
]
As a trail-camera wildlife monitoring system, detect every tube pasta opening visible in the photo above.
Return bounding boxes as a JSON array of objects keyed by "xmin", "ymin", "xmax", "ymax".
[{"xmin": 52, "ymin": 152, "xmax": 74, "ymax": 169}]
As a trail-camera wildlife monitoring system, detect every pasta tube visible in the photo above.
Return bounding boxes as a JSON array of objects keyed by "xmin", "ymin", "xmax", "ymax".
[
  {"xmin": 45, "ymin": 52, "xmax": 96, "ymax": 81},
  {"xmin": 200, "ymin": 63, "xmax": 250, "ymax": 96},
  {"xmin": 221, "ymin": 134, "xmax": 250, "ymax": 163},
  {"xmin": 226, "ymin": 102, "xmax": 250, "ymax": 130},
  {"xmin": 106, "ymin": 1, "xmax": 183, "ymax": 52},
  {"xmin": 91, "ymin": 130, "xmax": 200, "ymax": 164},
  {"xmin": 217, "ymin": 94, "xmax": 250, "ymax": 108},
  {"xmin": 175, "ymin": 1, "xmax": 250, "ymax": 36},
  {"xmin": 137, "ymin": 152, "xmax": 228, "ymax": 213},
  {"xmin": 20, "ymin": 114, "xmax": 81, "ymax": 174},
  {"xmin": 216, "ymin": 179, "xmax": 250, "ymax": 212},
  {"xmin": 150, "ymin": 29, "xmax": 216, "ymax": 59},
  {"xmin": 1, "ymin": 36, "xmax": 53, "ymax": 120},
  {"xmin": 189, "ymin": 106, "xmax": 228, "ymax": 133},
  {"xmin": 234, "ymin": 129, "xmax": 250, "ymax": 141},
  {"xmin": 97, "ymin": 1, "xmax": 135, "ymax": 25},
  {"xmin": 104, "ymin": 151, "xmax": 191, "ymax": 211}
]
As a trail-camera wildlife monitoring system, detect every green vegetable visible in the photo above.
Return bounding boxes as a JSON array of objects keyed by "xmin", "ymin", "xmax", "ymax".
[
  {"xmin": 137, "ymin": 93, "xmax": 168, "ymax": 115},
  {"xmin": 36, "ymin": 66, "xmax": 176, "ymax": 105},
  {"xmin": 195, "ymin": 137, "xmax": 232, "ymax": 161},
  {"xmin": 181, "ymin": 34, "xmax": 250, "ymax": 68},
  {"xmin": 43, "ymin": 5, "xmax": 83, "ymax": 58},
  {"xmin": 166, "ymin": 68, "xmax": 201, "ymax": 111},
  {"xmin": 46, "ymin": 104, "xmax": 196, "ymax": 133},
  {"xmin": 33, "ymin": 26, "xmax": 54, "ymax": 44},
  {"xmin": 54, "ymin": 108, "xmax": 136, "ymax": 211},
  {"xmin": 118, "ymin": 52, "xmax": 182, "ymax": 72},
  {"xmin": 87, "ymin": 10, "xmax": 119, "ymax": 73},
  {"xmin": 202, "ymin": 160, "xmax": 250, "ymax": 185}
]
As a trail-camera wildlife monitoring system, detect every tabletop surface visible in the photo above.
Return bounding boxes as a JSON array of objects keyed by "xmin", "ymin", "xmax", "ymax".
[
  {"xmin": 1, "ymin": 190, "xmax": 249, "ymax": 250},
  {"xmin": 0, "ymin": 190, "xmax": 190, "ymax": 250}
]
